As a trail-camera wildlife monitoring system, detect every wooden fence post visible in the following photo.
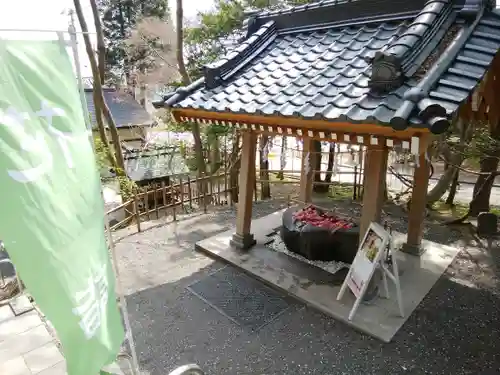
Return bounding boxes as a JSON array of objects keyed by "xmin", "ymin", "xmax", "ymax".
[
  {"xmin": 154, "ymin": 183, "xmax": 159, "ymax": 219},
  {"xmin": 202, "ymin": 173, "xmax": 208, "ymax": 213},
  {"xmin": 170, "ymin": 179, "xmax": 176, "ymax": 222},
  {"xmin": 144, "ymin": 187, "xmax": 151, "ymax": 221},
  {"xmin": 133, "ymin": 194, "xmax": 141, "ymax": 232},
  {"xmin": 224, "ymin": 171, "xmax": 228, "ymax": 204},
  {"xmin": 209, "ymin": 173, "xmax": 214, "ymax": 205},
  {"xmin": 217, "ymin": 173, "xmax": 221, "ymax": 205},
  {"xmin": 161, "ymin": 181, "xmax": 167, "ymax": 213},
  {"xmin": 179, "ymin": 175, "xmax": 184, "ymax": 215},
  {"xmin": 254, "ymin": 174, "xmax": 258, "ymax": 202},
  {"xmin": 187, "ymin": 175, "xmax": 193, "ymax": 210}
]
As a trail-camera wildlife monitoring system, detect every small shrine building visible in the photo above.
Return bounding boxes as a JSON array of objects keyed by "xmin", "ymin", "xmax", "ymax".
[{"xmin": 155, "ymin": 0, "xmax": 500, "ymax": 255}]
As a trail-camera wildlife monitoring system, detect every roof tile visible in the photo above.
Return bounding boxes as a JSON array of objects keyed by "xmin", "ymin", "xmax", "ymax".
[
  {"xmin": 161, "ymin": 1, "xmax": 500, "ymax": 134},
  {"xmin": 85, "ymin": 89, "xmax": 154, "ymax": 128},
  {"xmin": 124, "ymin": 148, "xmax": 189, "ymax": 182}
]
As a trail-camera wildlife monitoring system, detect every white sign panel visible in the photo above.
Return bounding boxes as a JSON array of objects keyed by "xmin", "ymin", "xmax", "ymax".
[
  {"xmin": 338, "ymin": 222, "xmax": 399, "ymax": 321},
  {"xmin": 346, "ymin": 226, "xmax": 386, "ymax": 297}
]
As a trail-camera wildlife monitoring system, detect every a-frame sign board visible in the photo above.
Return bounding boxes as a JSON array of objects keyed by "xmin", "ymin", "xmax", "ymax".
[{"xmin": 337, "ymin": 222, "xmax": 404, "ymax": 321}]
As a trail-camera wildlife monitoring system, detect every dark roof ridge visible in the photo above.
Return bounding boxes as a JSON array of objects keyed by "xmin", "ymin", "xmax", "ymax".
[
  {"xmin": 387, "ymin": 0, "xmax": 454, "ymax": 75},
  {"xmin": 458, "ymin": 0, "xmax": 496, "ymax": 18},
  {"xmin": 156, "ymin": 1, "xmax": 436, "ymax": 109},
  {"xmin": 366, "ymin": 0, "xmax": 454, "ymax": 93},
  {"xmin": 401, "ymin": 3, "xmax": 457, "ymax": 76},
  {"xmin": 365, "ymin": 0, "xmax": 495, "ymax": 95},
  {"xmin": 204, "ymin": 21, "xmax": 278, "ymax": 89},
  {"xmin": 156, "ymin": 21, "xmax": 278, "ymax": 108},
  {"xmin": 276, "ymin": 10, "xmax": 419, "ymax": 36},
  {"xmin": 248, "ymin": 0, "xmax": 428, "ymax": 35},
  {"xmin": 253, "ymin": 0, "xmax": 349, "ymax": 19},
  {"xmin": 84, "ymin": 87, "xmax": 117, "ymax": 92},
  {"xmin": 390, "ymin": 1, "xmax": 490, "ymax": 133}
]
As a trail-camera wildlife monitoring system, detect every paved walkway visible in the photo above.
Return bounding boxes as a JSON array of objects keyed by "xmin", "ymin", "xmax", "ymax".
[
  {"xmin": 0, "ymin": 303, "xmax": 66, "ymax": 375},
  {"xmin": 2, "ymin": 200, "xmax": 499, "ymax": 375},
  {"xmin": 112, "ymin": 203, "xmax": 500, "ymax": 375}
]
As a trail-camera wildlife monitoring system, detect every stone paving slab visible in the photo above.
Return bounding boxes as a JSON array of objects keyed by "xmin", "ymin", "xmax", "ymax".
[
  {"xmin": 0, "ymin": 310, "xmax": 43, "ymax": 342},
  {"xmin": 0, "ymin": 356, "xmax": 32, "ymax": 375},
  {"xmin": 24, "ymin": 342, "xmax": 65, "ymax": 374},
  {"xmin": 0, "ymin": 303, "xmax": 67, "ymax": 375},
  {"xmin": 111, "ymin": 201, "xmax": 500, "ymax": 374},
  {"xmin": 196, "ymin": 210, "xmax": 460, "ymax": 342},
  {"xmin": 37, "ymin": 361, "xmax": 68, "ymax": 375}
]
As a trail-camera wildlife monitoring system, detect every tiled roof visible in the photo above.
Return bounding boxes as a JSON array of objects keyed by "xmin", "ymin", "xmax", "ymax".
[
  {"xmin": 123, "ymin": 148, "xmax": 189, "ymax": 182},
  {"xmin": 157, "ymin": 0, "xmax": 500, "ymax": 135},
  {"xmin": 85, "ymin": 88, "xmax": 154, "ymax": 128}
]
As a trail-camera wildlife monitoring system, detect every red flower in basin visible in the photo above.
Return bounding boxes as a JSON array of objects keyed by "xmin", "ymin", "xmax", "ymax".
[{"xmin": 292, "ymin": 205, "xmax": 353, "ymax": 231}]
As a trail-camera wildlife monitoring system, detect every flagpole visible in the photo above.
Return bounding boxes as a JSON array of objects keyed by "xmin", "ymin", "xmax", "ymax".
[{"xmin": 67, "ymin": 12, "xmax": 140, "ymax": 375}]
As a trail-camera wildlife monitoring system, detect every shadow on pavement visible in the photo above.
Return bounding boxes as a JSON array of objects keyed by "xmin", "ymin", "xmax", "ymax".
[
  {"xmin": 112, "ymin": 199, "xmax": 500, "ymax": 374},
  {"xmin": 123, "ymin": 247, "xmax": 500, "ymax": 375}
]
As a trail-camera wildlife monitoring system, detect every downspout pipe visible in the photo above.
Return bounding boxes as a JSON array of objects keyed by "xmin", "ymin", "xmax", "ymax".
[{"xmin": 390, "ymin": 3, "xmax": 487, "ymax": 134}]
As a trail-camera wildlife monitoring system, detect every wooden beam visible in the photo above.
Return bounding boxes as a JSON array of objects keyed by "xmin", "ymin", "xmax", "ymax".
[
  {"xmin": 255, "ymin": 129, "xmax": 409, "ymax": 147},
  {"xmin": 359, "ymin": 143, "xmax": 388, "ymax": 238},
  {"xmin": 402, "ymin": 147, "xmax": 430, "ymax": 256},
  {"xmin": 230, "ymin": 131, "xmax": 257, "ymax": 250},
  {"xmin": 172, "ymin": 108, "xmax": 429, "ymax": 140},
  {"xmin": 299, "ymin": 138, "xmax": 314, "ymax": 203}
]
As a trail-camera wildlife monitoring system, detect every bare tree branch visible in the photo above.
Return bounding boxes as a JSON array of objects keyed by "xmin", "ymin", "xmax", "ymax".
[{"xmin": 125, "ymin": 17, "xmax": 179, "ymax": 86}]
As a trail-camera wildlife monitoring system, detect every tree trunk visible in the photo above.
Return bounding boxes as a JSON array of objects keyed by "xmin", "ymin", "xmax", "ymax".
[
  {"xmin": 324, "ymin": 142, "xmax": 336, "ymax": 183},
  {"xmin": 426, "ymin": 161, "xmax": 460, "ymax": 204},
  {"xmin": 259, "ymin": 135, "xmax": 271, "ymax": 199},
  {"xmin": 175, "ymin": 0, "xmax": 205, "ymax": 191},
  {"xmin": 445, "ymin": 168, "xmax": 460, "ymax": 205},
  {"xmin": 95, "ymin": 6, "xmax": 105, "ymax": 85},
  {"xmin": 74, "ymin": 0, "xmax": 115, "ymax": 168},
  {"xmin": 139, "ymin": 83, "xmax": 147, "ymax": 108},
  {"xmin": 427, "ymin": 136, "xmax": 472, "ymax": 206},
  {"xmin": 175, "ymin": 0, "xmax": 191, "ymax": 85},
  {"xmin": 277, "ymin": 136, "xmax": 287, "ymax": 180},
  {"xmin": 208, "ymin": 133, "xmax": 221, "ymax": 174},
  {"xmin": 356, "ymin": 148, "xmax": 364, "ymax": 198},
  {"xmin": 89, "ymin": 0, "xmax": 126, "ymax": 173},
  {"xmin": 312, "ymin": 140, "xmax": 322, "ymax": 183},
  {"xmin": 469, "ymin": 155, "xmax": 500, "ymax": 216},
  {"xmin": 213, "ymin": 136, "xmax": 221, "ymax": 171},
  {"xmin": 229, "ymin": 134, "xmax": 241, "ymax": 204},
  {"xmin": 101, "ymin": 104, "xmax": 126, "ymax": 172},
  {"xmin": 312, "ymin": 140, "xmax": 328, "ymax": 193},
  {"xmin": 427, "ymin": 118, "xmax": 471, "ymax": 205}
]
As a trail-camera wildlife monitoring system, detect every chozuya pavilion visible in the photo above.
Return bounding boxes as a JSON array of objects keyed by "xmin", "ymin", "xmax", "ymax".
[{"xmin": 155, "ymin": 0, "xmax": 500, "ymax": 341}]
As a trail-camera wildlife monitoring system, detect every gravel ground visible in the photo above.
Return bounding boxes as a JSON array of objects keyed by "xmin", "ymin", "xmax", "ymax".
[{"xmin": 113, "ymin": 198, "xmax": 500, "ymax": 375}]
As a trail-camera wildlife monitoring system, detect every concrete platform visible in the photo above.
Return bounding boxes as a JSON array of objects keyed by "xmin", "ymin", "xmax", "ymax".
[{"xmin": 195, "ymin": 209, "xmax": 460, "ymax": 343}]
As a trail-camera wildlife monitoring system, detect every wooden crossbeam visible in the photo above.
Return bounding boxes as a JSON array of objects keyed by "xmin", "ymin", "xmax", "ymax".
[{"xmin": 176, "ymin": 115, "xmax": 420, "ymax": 151}]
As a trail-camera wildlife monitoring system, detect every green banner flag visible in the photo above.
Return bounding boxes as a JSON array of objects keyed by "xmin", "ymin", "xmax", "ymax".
[{"xmin": 0, "ymin": 40, "xmax": 124, "ymax": 374}]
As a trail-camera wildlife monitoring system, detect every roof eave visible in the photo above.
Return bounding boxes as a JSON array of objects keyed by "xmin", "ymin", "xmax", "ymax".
[
  {"xmin": 391, "ymin": 1, "xmax": 492, "ymax": 134},
  {"xmin": 170, "ymin": 107, "xmax": 431, "ymax": 138}
]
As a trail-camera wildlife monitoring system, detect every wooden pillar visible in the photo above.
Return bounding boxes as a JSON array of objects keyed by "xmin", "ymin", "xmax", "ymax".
[
  {"xmin": 230, "ymin": 131, "xmax": 257, "ymax": 250},
  {"xmin": 402, "ymin": 146, "xmax": 429, "ymax": 256},
  {"xmin": 359, "ymin": 144, "xmax": 388, "ymax": 238},
  {"xmin": 299, "ymin": 137, "xmax": 314, "ymax": 203}
]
